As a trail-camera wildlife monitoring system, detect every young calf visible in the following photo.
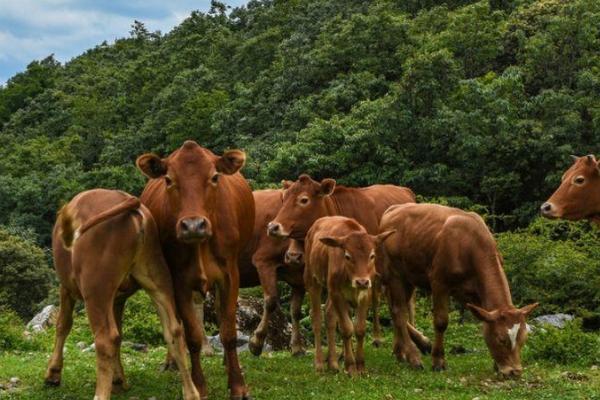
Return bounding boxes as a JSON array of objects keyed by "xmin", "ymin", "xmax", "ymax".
[
  {"xmin": 380, "ymin": 203, "xmax": 538, "ymax": 377},
  {"xmin": 304, "ymin": 216, "xmax": 394, "ymax": 375},
  {"xmin": 45, "ymin": 189, "xmax": 199, "ymax": 400}
]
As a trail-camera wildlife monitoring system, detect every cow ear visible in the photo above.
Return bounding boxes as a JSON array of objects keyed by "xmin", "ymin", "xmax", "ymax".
[
  {"xmin": 217, "ymin": 149, "xmax": 246, "ymax": 175},
  {"xmin": 374, "ymin": 230, "xmax": 396, "ymax": 245},
  {"xmin": 281, "ymin": 180, "xmax": 294, "ymax": 190},
  {"xmin": 319, "ymin": 178, "xmax": 336, "ymax": 196},
  {"xmin": 466, "ymin": 303, "xmax": 499, "ymax": 322},
  {"xmin": 586, "ymin": 154, "xmax": 596, "ymax": 165},
  {"xmin": 319, "ymin": 236, "xmax": 344, "ymax": 248},
  {"xmin": 136, "ymin": 153, "xmax": 166, "ymax": 179},
  {"xmin": 518, "ymin": 302, "xmax": 539, "ymax": 317}
]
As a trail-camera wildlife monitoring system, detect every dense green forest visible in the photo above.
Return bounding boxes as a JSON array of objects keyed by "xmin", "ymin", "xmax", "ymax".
[{"xmin": 0, "ymin": 0, "xmax": 599, "ymax": 247}]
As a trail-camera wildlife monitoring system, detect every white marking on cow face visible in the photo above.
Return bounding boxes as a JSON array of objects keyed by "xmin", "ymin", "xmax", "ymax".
[
  {"xmin": 507, "ymin": 323, "xmax": 521, "ymax": 350},
  {"xmin": 357, "ymin": 289, "xmax": 369, "ymax": 304}
]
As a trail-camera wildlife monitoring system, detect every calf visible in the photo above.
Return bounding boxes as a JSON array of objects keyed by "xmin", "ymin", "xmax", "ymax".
[
  {"xmin": 45, "ymin": 189, "xmax": 199, "ymax": 400},
  {"xmin": 541, "ymin": 154, "xmax": 600, "ymax": 223},
  {"xmin": 380, "ymin": 203, "xmax": 538, "ymax": 377},
  {"xmin": 304, "ymin": 216, "xmax": 395, "ymax": 375}
]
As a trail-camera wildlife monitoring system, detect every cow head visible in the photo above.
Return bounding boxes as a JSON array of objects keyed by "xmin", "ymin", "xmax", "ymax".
[
  {"xmin": 267, "ymin": 175, "xmax": 336, "ymax": 239},
  {"xmin": 284, "ymin": 239, "xmax": 304, "ymax": 267},
  {"xmin": 467, "ymin": 303, "xmax": 538, "ymax": 377},
  {"xmin": 319, "ymin": 230, "xmax": 395, "ymax": 290},
  {"xmin": 136, "ymin": 140, "xmax": 246, "ymax": 243},
  {"xmin": 541, "ymin": 155, "xmax": 600, "ymax": 221}
]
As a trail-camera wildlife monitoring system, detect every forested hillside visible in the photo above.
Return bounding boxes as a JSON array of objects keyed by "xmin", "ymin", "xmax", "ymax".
[{"xmin": 1, "ymin": 0, "xmax": 599, "ymax": 247}]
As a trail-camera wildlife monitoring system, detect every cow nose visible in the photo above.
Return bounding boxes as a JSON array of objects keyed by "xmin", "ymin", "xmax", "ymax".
[
  {"xmin": 499, "ymin": 365, "xmax": 523, "ymax": 378},
  {"xmin": 540, "ymin": 202, "xmax": 553, "ymax": 215},
  {"xmin": 285, "ymin": 250, "xmax": 303, "ymax": 265},
  {"xmin": 354, "ymin": 278, "xmax": 371, "ymax": 290},
  {"xmin": 267, "ymin": 222, "xmax": 282, "ymax": 237},
  {"xmin": 179, "ymin": 217, "xmax": 209, "ymax": 239}
]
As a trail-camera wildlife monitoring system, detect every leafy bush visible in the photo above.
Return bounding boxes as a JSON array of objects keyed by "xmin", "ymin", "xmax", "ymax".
[
  {"xmin": 525, "ymin": 320, "xmax": 600, "ymax": 365},
  {"xmin": 0, "ymin": 227, "xmax": 52, "ymax": 318},
  {"xmin": 122, "ymin": 291, "xmax": 164, "ymax": 346},
  {"xmin": 498, "ymin": 218, "xmax": 600, "ymax": 319},
  {"xmin": 0, "ymin": 307, "xmax": 43, "ymax": 351}
]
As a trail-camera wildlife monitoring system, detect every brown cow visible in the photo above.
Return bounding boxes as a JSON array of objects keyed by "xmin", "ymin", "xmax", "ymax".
[
  {"xmin": 267, "ymin": 174, "xmax": 428, "ymax": 350},
  {"xmin": 380, "ymin": 203, "xmax": 538, "ymax": 376},
  {"xmin": 541, "ymin": 155, "xmax": 600, "ymax": 222},
  {"xmin": 245, "ymin": 189, "xmax": 306, "ymax": 356},
  {"xmin": 44, "ymin": 189, "xmax": 199, "ymax": 400},
  {"xmin": 136, "ymin": 140, "xmax": 254, "ymax": 400},
  {"xmin": 305, "ymin": 216, "xmax": 395, "ymax": 375}
]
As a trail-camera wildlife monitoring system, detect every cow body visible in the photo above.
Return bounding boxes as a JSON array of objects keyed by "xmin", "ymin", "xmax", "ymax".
[
  {"xmin": 45, "ymin": 189, "xmax": 199, "ymax": 400},
  {"xmin": 380, "ymin": 203, "xmax": 537, "ymax": 376},
  {"xmin": 268, "ymin": 175, "xmax": 424, "ymax": 348},
  {"xmin": 245, "ymin": 189, "xmax": 306, "ymax": 356},
  {"xmin": 137, "ymin": 141, "xmax": 254, "ymax": 399},
  {"xmin": 304, "ymin": 216, "xmax": 394, "ymax": 375},
  {"xmin": 541, "ymin": 154, "xmax": 600, "ymax": 223}
]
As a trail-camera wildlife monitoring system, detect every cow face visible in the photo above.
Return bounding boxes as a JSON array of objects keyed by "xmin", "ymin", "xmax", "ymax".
[
  {"xmin": 284, "ymin": 239, "xmax": 304, "ymax": 267},
  {"xmin": 467, "ymin": 303, "xmax": 538, "ymax": 377},
  {"xmin": 319, "ymin": 230, "xmax": 395, "ymax": 290},
  {"xmin": 267, "ymin": 175, "xmax": 336, "ymax": 239},
  {"xmin": 541, "ymin": 155, "xmax": 600, "ymax": 221},
  {"xmin": 136, "ymin": 140, "xmax": 246, "ymax": 243}
]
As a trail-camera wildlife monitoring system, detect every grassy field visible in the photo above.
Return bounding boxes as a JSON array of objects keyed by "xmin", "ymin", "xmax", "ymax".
[{"xmin": 1, "ymin": 313, "xmax": 599, "ymax": 400}]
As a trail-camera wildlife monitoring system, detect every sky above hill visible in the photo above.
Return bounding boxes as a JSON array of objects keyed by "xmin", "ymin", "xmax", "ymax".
[{"xmin": 0, "ymin": 0, "xmax": 247, "ymax": 85}]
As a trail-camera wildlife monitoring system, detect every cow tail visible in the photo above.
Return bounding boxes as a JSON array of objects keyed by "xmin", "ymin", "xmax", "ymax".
[
  {"xmin": 78, "ymin": 197, "xmax": 141, "ymax": 237},
  {"xmin": 58, "ymin": 204, "xmax": 78, "ymax": 249}
]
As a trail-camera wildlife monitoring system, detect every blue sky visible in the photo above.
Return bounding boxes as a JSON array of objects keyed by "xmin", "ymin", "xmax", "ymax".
[{"xmin": 0, "ymin": 0, "xmax": 247, "ymax": 85}]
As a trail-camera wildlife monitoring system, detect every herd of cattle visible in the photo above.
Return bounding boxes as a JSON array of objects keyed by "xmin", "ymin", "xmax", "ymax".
[{"xmin": 42, "ymin": 140, "xmax": 595, "ymax": 399}]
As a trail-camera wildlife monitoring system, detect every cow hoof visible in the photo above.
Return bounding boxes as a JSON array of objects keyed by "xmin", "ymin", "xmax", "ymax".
[
  {"xmin": 230, "ymin": 393, "xmax": 252, "ymax": 400},
  {"xmin": 409, "ymin": 362, "xmax": 424, "ymax": 370},
  {"xmin": 111, "ymin": 380, "xmax": 130, "ymax": 394},
  {"xmin": 248, "ymin": 336, "xmax": 263, "ymax": 357},
  {"xmin": 432, "ymin": 364, "xmax": 446, "ymax": 372},
  {"xmin": 372, "ymin": 338, "xmax": 384, "ymax": 348},
  {"xmin": 160, "ymin": 361, "xmax": 179, "ymax": 372},
  {"xmin": 44, "ymin": 377, "xmax": 61, "ymax": 387},
  {"xmin": 201, "ymin": 346, "xmax": 215, "ymax": 357},
  {"xmin": 291, "ymin": 347, "xmax": 306, "ymax": 357},
  {"xmin": 328, "ymin": 361, "xmax": 340, "ymax": 372}
]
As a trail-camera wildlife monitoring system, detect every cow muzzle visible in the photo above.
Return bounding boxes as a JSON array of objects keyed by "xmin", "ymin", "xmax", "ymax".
[
  {"xmin": 540, "ymin": 202, "xmax": 556, "ymax": 218},
  {"xmin": 352, "ymin": 278, "xmax": 371, "ymax": 290},
  {"xmin": 267, "ymin": 221, "xmax": 289, "ymax": 238},
  {"xmin": 177, "ymin": 217, "xmax": 212, "ymax": 242},
  {"xmin": 284, "ymin": 249, "xmax": 303, "ymax": 266},
  {"xmin": 498, "ymin": 364, "xmax": 523, "ymax": 378}
]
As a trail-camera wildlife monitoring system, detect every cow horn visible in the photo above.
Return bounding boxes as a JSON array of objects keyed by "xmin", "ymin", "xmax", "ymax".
[{"xmin": 570, "ymin": 154, "xmax": 579, "ymax": 161}]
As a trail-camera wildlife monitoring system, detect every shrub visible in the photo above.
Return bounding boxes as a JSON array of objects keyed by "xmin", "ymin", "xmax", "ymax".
[
  {"xmin": 122, "ymin": 291, "xmax": 164, "ymax": 346},
  {"xmin": 0, "ymin": 307, "xmax": 42, "ymax": 351},
  {"xmin": 525, "ymin": 320, "xmax": 600, "ymax": 366},
  {"xmin": 0, "ymin": 227, "xmax": 53, "ymax": 318}
]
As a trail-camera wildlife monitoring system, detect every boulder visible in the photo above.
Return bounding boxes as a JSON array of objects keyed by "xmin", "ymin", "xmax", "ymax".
[
  {"xmin": 26, "ymin": 305, "xmax": 58, "ymax": 332},
  {"xmin": 533, "ymin": 314, "xmax": 574, "ymax": 329}
]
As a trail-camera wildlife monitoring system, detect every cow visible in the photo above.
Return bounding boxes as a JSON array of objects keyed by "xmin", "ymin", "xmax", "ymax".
[
  {"xmin": 136, "ymin": 140, "xmax": 254, "ymax": 400},
  {"xmin": 44, "ymin": 189, "xmax": 199, "ymax": 400},
  {"xmin": 266, "ymin": 174, "xmax": 429, "ymax": 351},
  {"xmin": 304, "ymin": 216, "xmax": 395, "ymax": 375},
  {"xmin": 245, "ymin": 189, "xmax": 306, "ymax": 356},
  {"xmin": 379, "ymin": 203, "xmax": 538, "ymax": 377},
  {"xmin": 541, "ymin": 154, "xmax": 600, "ymax": 223}
]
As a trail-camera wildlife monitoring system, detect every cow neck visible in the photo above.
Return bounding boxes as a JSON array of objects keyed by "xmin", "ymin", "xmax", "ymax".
[{"xmin": 474, "ymin": 251, "xmax": 514, "ymax": 311}]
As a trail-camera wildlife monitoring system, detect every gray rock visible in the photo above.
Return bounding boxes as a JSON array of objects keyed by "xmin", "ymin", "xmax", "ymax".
[
  {"xmin": 83, "ymin": 343, "xmax": 96, "ymax": 353},
  {"xmin": 9, "ymin": 377, "xmax": 20, "ymax": 385},
  {"xmin": 26, "ymin": 305, "xmax": 58, "ymax": 332},
  {"xmin": 76, "ymin": 341, "xmax": 87, "ymax": 350},
  {"xmin": 533, "ymin": 314, "xmax": 574, "ymax": 329},
  {"xmin": 207, "ymin": 330, "xmax": 271, "ymax": 354}
]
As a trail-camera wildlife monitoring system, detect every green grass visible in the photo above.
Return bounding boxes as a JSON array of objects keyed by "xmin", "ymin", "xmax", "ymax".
[{"xmin": 1, "ymin": 314, "xmax": 600, "ymax": 400}]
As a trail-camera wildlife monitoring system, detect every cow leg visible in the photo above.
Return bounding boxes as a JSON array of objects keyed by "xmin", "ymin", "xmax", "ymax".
[
  {"xmin": 194, "ymin": 296, "xmax": 214, "ymax": 357},
  {"xmin": 290, "ymin": 285, "xmax": 306, "ymax": 356},
  {"xmin": 407, "ymin": 323, "xmax": 432, "ymax": 355},
  {"xmin": 218, "ymin": 260, "xmax": 249, "ymax": 400},
  {"xmin": 332, "ymin": 295, "xmax": 356, "ymax": 376},
  {"xmin": 387, "ymin": 279, "xmax": 422, "ymax": 369},
  {"xmin": 431, "ymin": 286, "xmax": 450, "ymax": 371},
  {"xmin": 44, "ymin": 285, "xmax": 75, "ymax": 386},
  {"xmin": 308, "ymin": 282, "xmax": 324, "ymax": 372},
  {"xmin": 371, "ymin": 279, "xmax": 383, "ymax": 347},
  {"xmin": 325, "ymin": 298, "xmax": 339, "ymax": 371},
  {"xmin": 355, "ymin": 296, "xmax": 369, "ymax": 374},
  {"xmin": 249, "ymin": 261, "xmax": 278, "ymax": 356},
  {"xmin": 111, "ymin": 297, "xmax": 129, "ymax": 393},
  {"xmin": 175, "ymin": 285, "xmax": 208, "ymax": 399},
  {"xmin": 408, "ymin": 291, "xmax": 416, "ymax": 326}
]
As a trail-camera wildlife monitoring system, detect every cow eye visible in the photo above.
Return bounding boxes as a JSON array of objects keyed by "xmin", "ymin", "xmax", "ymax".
[
  {"xmin": 573, "ymin": 176, "xmax": 585, "ymax": 185},
  {"xmin": 344, "ymin": 252, "xmax": 351, "ymax": 261},
  {"xmin": 370, "ymin": 253, "xmax": 376, "ymax": 260},
  {"xmin": 165, "ymin": 175, "xmax": 174, "ymax": 187},
  {"xmin": 299, "ymin": 197, "xmax": 309, "ymax": 205},
  {"xmin": 211, "ymin": 173, "xmax": 220, "ymax": 185}
]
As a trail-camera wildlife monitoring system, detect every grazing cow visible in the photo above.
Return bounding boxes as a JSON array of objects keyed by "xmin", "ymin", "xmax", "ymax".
[
  {"xmin": 541, "ymin": 154, "xmax": 600, "ymax": 223},
  {"xmin": 45, "ymin": 189, "xmax": 199, "ymax": 400},
  {"xmin": 267, "ymin": 174, "xmax": 428, "ymax": 350},
  {"xmin": 380, "ymin": 203, "xmax": 538, "ymax": 376},
  {"xmin": 246, "ymin": 189, "xmax": 306, "ymax": 356},
  {"xmin": 305, "ymin": 216, "xmax": 395, "ymax": 375},
  {"xmin": 137, "ymin": 140, "xmax": 254, "ymax": 400}
]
